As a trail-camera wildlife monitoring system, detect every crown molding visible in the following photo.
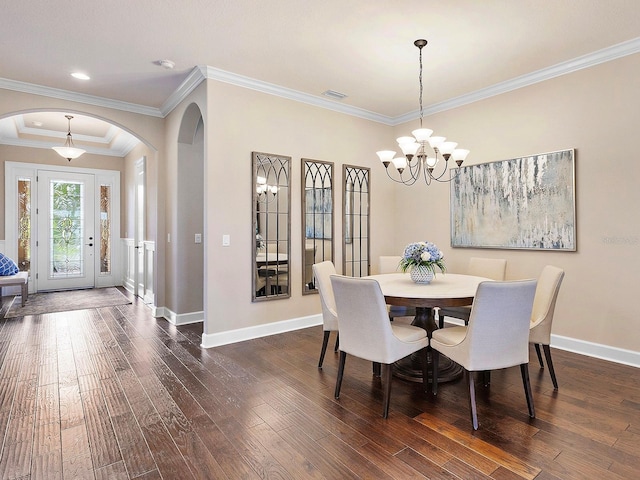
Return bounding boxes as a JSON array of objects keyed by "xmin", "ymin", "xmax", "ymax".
[
  {"xmin": 392, "ymin": 36, "xmax": 640, "ymax": 126},
  {"xmin": 2, "ymin": 37, "xmax": 639, "ymax": 124},
  {"xmin": 200, "ymin": 65, "xmax": 391, "ymax": 124},
  {"xmin": 0, "ymin": 78, "xmax": 163, "ymax": 118},
  {"xmin": 159, "ymin": 67, "xmax": 208, "ymax": 117}
]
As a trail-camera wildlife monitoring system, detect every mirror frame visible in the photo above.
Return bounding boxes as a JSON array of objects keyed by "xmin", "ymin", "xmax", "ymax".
[
  {"xmin": 301, "ymin": 158, "xmax": 334, "ymax": 295},
  {"xmin": 252, "ymin": 151, "xmax": 291, "ymax": 302},
  {"xmin": 342, "ymin": 164, "xmax": 370, "ymax": 277}
]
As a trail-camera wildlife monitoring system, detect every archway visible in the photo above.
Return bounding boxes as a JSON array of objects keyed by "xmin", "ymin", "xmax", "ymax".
[{"xmin": 172, "ymin": 103, "xmax": 205, "ymax": 323}]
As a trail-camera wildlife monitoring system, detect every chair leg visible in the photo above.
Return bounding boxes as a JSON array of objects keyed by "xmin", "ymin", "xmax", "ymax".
[
  {"xmin": 534, "ymin": 343, "xmax": 544, "ymax": 368},
  {"xmin": 421, "ymin": 348, "xmax": 429, "ymax": 392},
  {"xmin": 318, "ymin": 331, "xmax": 331, "ymax": 368},
  {"xmin": 382, "ymin": 363, "xmax": 393, "ymax": 418},
  {"xmin": 335, "ymin": 351, "xmax": 347, "ymax": 399},
  {"xmin": 542, "ymin": 344, "xmax": 558, "ymax": 389},
  {"xmin": 482, "ymin": 370, "xmax": 491, "ymax": 387},
  {"xmin": 436, "ymin": 308, "xmax": 444, "ymax": 329},
  {"xmin": 467, "ymin": 371, "xmax": 479, "ymax": 430},
  {"xmin": 431, "ymin": 349, "xmax": 439, "ymax": 395},
  {"xmin": 520, "ymin": 363, "xmax": 536, "ymax": 418},
  {"xmin": 334, "ymin": 334, "xmax": 339, "ymax": 352}
]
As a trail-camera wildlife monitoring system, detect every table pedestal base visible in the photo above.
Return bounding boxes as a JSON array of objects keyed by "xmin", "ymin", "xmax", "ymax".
[
  {"xmin": 394, "ymin": 350, "xmax": 462, "ymax": 383},
  {"xmin": 393, "ymin": 306, "xmax": 463, "ymax": 384}
]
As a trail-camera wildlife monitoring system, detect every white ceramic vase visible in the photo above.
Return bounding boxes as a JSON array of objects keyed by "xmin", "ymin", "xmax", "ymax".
[{"xmin": 410, "ymin": 265, "xmax": 434, "ymax": 284}]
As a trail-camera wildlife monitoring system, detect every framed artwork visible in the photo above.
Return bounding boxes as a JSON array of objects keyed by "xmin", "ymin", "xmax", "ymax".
[{"xmin": 450, "ymin": 149, "xmax": 576, "ymax": 251}]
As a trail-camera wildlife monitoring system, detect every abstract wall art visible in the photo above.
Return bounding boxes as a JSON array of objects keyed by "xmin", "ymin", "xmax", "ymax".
[{"xmin": 450, "ymin": 149, "xmax": 576, "ymax": 250}]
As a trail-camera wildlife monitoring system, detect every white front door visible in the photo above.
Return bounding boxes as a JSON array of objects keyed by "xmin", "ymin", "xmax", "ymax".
[{"xmin": 36, "ymin": 170, "xmax": 96, "ymax": 291}]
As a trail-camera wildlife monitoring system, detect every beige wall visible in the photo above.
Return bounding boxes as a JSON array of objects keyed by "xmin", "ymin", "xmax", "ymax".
[
  {"xmin": 393, "ymin": 52, "xmax": 640, "ymax": 352},
  {"xmin": 196, "ymin": 79, "xmax": 396, "ymax": 334}
]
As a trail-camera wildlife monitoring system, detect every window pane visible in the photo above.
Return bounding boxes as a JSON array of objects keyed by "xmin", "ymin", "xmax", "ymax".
[
  {"xmin": 50, "ymin": 181, "xmax": 83, "ymax": 277},
  {"xmin": 100, "ymin": 185, "xmax": 111, "ymax": 274},
  {"xmin": 18, "ymin": 178, "xmax": 31, "ymax": 273}
]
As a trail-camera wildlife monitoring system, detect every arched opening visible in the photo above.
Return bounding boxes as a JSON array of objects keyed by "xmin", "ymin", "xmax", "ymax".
[
  {"xmin": 171, "ymin": 103, "xmax": 205, "ymax": 324},
  {"xmin": 0, "ymin": 109, "xmax": 159, "ymax": 299}
]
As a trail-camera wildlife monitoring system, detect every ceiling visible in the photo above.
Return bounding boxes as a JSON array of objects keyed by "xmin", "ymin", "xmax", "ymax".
[{"xmin": 1, "ymin": 0, "xmax": 640, "ymax": 155}]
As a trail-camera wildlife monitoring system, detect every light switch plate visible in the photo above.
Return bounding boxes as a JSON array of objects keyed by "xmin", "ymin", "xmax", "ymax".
[{"xmin": 222, "ymin": 234, "xmax": 230, "ymax": 246}]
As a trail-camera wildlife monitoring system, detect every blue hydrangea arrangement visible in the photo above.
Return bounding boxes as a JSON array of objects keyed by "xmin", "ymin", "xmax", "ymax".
[
  {"xmin": 398, "ymin": 241, "xmax": 446, "ymax": 275},
  {"xmin": 256, "ymin": 234, "xmax": 265, "ymax": 250}
]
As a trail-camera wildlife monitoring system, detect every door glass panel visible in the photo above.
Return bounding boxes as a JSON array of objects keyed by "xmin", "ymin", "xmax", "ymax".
[
  {"xmin": 49, "ymin": 180, "xmax": 84, "ymax": 278},
  {"xmin": 343, "ymin": 165, "xmax": 370, "ymax": 277},
  {"xmin": 99, "ymin": 184, "xmax": 111, "ymax": 274},
  {"xmin": 18, "ymin": 178, "xmax": 31, "ymax": 273}
]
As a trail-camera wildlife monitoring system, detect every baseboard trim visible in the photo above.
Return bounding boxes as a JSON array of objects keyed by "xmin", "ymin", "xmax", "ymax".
[
  {"xmin": 162, "ymin": 308, "xmax": 204, "ymax": 326},
  {"xmin": 201, "ymin": 314, "xmax": 322, "ymax": 348},
  {"xmin": 551, "ymin": 334, "xmax": 640, "ymax": 369},
  {"xmin": 441, "ymin": 313, "xmax": 640, "ymax": 369}
]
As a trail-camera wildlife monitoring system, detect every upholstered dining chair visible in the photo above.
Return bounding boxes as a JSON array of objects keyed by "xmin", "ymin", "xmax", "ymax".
[
  {"xmin": 530, "ymin": 265, "xmax": 565, "ymax": 389},
  {"xmin": 312, "ymin": 261, "xmax": 339, "ymax": 368},
  {"xmin": 431, "ymin": 279, "xmax": 537, "ymax": 430},
  {"xmin": 304, "ymin": 245, "xmax": 317, "ymax": 290},
  {"xmin": 437, "ymin": 257, "xmax": 507, "ymax": 327},
  {"xmin": 330, "ymin": 274, "xmax": 429, "ymax": 418},
  {"xmin": 378, "ymin": 256, "xmax": 416, "ymax": 321}
]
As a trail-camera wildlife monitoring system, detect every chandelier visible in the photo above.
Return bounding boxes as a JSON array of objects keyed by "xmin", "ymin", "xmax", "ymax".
[
  {"xmin": 256, "ymin": 175, "xmax": 278, "ymax": 203},
  {"xmin": 377, "ymin": 39, "xmax": 469, "ymax": 185},
  {"xmin": 52, "ymin": 115, "xmax": 86, "ymax": 161}
]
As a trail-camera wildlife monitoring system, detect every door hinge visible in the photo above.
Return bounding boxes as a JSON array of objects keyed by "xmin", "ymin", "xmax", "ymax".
[
  {"xmin": 36, "ymin": 273, "xmax": 38, "ymax": 279},
  {"xmin": 36, "ymin": 241, "xmax": 38, "ymax": 247}
]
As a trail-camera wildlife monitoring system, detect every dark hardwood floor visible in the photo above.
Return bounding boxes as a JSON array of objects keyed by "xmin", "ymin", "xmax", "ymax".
[{"xmin": 1, "ymin": 291, "xmax": 639, "ymax": 479}]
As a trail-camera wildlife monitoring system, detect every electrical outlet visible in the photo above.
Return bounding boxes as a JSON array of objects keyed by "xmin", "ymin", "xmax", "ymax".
[{"xmin": 195, "ymin": 233, "xmax": 202, "ymax": 244}]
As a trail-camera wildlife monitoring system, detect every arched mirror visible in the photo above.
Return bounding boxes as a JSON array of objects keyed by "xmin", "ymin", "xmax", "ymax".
[
  {"xmin": 343, "ymin": 165, "xmax": 370, "ymax": 277},
  {"xmin": 302, "ymin": 159, "xmax": 334, "ymax": 295},
  {"xmin": 252, "ymin": 152, "xmax": 290, "ymax": 301}
]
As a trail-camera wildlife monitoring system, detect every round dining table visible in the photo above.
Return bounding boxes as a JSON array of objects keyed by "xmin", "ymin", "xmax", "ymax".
[{"xmin": 365, "ymin": 272, "xmax": 491, "ymax": 383}]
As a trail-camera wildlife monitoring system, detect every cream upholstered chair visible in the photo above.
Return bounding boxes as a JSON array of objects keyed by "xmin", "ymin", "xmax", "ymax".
[
  {"xmin": 530, "ymin": 265, "xmax": 565, "ymax": 389},
  {"xmin": 438, "ymin": 257, "xmax": 507, "ymax": 327},
  {"xmin": 312, "ymin": 261, "xmax": 339, "ymax": 368},
  {"xmin": 378, "ymin": 256, "xmax": 416, "ymax": 321},
  {"xmin": 304, "ymin": 245, "xmax": 317, "ymax": 289},
  {"xmin": 330, "ymin": 274, "xmax": 429, "ymax": 418},
  {"xmin": 255, "ymin": 265, "xmax": 267, "ymax": 296},
  {"xmin": 431, "ymin": 279, "xmax": 537, "ymax": 429}
]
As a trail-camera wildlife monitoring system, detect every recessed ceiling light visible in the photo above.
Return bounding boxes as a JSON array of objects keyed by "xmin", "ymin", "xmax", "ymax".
[
  {"xmin": 71, "ymin": 72, "xmax": 90, "ymax": 80},
  {"xmin": 32, "ymin": 121, "xmax": 43, "ymax": 127}
]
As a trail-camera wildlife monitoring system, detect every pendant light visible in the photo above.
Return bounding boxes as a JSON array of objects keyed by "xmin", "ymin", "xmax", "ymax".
[{"xmin": 52, "ymin": 115, "xmax": 85, "ymax": 161}]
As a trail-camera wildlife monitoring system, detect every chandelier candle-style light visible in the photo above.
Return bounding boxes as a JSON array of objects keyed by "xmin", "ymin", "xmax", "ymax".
[
  {"xmin": 52, "ymin": 115, "xmax": 86, "ymax": 161},
  {"xmin": 256, "ymin": 175, "xmax": 278, "ymax": 203},
  {"xmin": 377, "ymin": 39, "xmax": 469, "ymax": 186}
]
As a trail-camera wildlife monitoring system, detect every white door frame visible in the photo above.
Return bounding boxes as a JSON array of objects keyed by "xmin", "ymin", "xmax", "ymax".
[
  {"xmin": 134, "ymin": 156, "xmax": 146, "ymax": 299},
  {"xmin": 5, "ymin": 161, "xmax": 121, "ymax": 292}
]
